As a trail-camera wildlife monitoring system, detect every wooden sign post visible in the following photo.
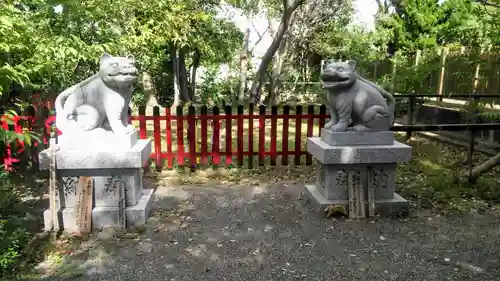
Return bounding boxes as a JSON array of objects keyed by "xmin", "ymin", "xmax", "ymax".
[
  {"xmin": 48, "ymin": 136, "xmax": 59, "ymax": 233},
  {"xmin": 75, "ymin": 176, "xmax": 93, "ymax": 234},
  {"xmin": 117, "ymin": 176, "xmax": 126, "ymax": 229}
]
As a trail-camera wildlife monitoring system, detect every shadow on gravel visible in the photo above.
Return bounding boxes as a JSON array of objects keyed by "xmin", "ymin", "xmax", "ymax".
[{"xmin": 30, "ymin": 182, "xmax": 500, "ymax": 281}]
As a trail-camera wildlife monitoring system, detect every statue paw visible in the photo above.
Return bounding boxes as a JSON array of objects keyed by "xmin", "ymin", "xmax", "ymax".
[
  {"xmin": 124, "ymin": 125, "xmax": 136, "ymax": 134},
  {"xmin": 331, "ymin": 123, "xmax": 348, "ymax": 132},
  {"xmin": 324, "ymin": 121, "xmax": 333, "ymax": 129}
]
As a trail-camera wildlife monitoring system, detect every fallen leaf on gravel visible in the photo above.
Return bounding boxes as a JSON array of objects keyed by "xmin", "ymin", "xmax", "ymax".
[{"xmin": 456, "ymin": 261, "xmax": 485, "ymax": 273}]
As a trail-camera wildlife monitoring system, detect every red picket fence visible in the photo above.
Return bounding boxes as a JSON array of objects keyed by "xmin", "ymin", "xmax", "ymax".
[{"xmin": 1, "ymin": 104, "xmax": 330, "ymax": 171}]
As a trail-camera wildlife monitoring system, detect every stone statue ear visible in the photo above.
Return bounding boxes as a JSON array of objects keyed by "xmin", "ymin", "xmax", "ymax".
[
  {"xmin": 126, "ymin": 55, "xmax": 135, "ymax": 63},
  {"xmin": 347, "ymin": 60, "xmax": 357, "ymax": 70},
  {"xmin": 101, "ymin": 53, "xmax": 112, "ymax": 62}
]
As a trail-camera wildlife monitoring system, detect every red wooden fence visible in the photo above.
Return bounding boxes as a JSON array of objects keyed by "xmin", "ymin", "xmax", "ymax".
[{"xmin": 1, "ymin": 104, "xmax": 329, "ymax": 171}]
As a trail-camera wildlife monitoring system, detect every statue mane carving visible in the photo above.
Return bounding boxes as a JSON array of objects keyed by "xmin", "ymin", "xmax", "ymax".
[
  {"xmin": 320, "ymin": 60, "xmax": 395, "ymax": 132},
  {"xmin": 55, "ymin": 53, "xmax": 138, "ymax": 135}
]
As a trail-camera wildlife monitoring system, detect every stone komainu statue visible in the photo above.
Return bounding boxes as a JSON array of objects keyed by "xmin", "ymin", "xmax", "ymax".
[
  {"xmin": 320, "ymin": 60, "xmax": 395, "ymax": 132},
  {"xmin": 55, "ymin": 53, "xmax": 138, "ymax": 135}
]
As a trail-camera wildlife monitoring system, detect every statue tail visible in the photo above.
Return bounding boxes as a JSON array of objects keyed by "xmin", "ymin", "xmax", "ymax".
[
  {"xmin": 357, "ymin": 75, "xmax": 396, "ymax": 125},
  {"xmin": 54, "ymin": 86, "xmax": 75, "ymax": 133}
]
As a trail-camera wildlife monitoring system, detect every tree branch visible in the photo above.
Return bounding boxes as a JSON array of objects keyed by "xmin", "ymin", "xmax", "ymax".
[
  {"xmin": 252, "ymin": 21, "xmax": 265, "ymax": 39},
  {"xmin": 476, "ymin": 0, "xmax": 500, "ymax": 8}
]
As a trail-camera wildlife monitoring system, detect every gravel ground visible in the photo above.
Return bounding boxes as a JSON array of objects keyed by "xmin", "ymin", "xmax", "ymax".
[{"xmin": 39, "ymin": 182, "xmax": 500, "ymax": 281}]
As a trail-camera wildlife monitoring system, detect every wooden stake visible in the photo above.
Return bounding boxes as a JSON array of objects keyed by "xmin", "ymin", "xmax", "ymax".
[
  {"xmin": 367, "ymin": 167, "xmax": 376, "ymax": 217},
  {"xmin": 437, "ymin": 47, "xmax": 448, "ymax": 102},
  {"xmin": 75, "ymin": 176, "xmax": 93, "ymax": 234},
  {"xmin": 356, "ymin": 172, "xmax": 366, "ymax": 218},
  {"xmin": 348, "ymin": 171, "xmax": 356, "ymax": 219},
  {"xmin": 48, "ymin": 136, "xmax": 59, "ymax": 233},
  {"xmin": 117, "ymin": 176, "xmax": 126, "ymax": 229}
]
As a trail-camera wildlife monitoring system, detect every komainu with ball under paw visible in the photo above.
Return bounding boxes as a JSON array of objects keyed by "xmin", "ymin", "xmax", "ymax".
[{"xmin": 55, "ymin": 53, "xmax": 138, "ymax": 135}]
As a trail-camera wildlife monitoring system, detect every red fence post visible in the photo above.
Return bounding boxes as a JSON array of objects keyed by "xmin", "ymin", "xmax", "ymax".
[
  {"xmin": 258, "ymin": 105, "xmax": 266, "ymax": 166},
  {"xmin": 294, "ymin": 105, "xmax": 303, "ymax": 165},
  {"xmin": 165, "ymin": 107, "xmax": 173, "ymax": 169},
  {"xmin": 319, "ymin": 105, "xmax": 327, "ymax": 135},
  {"xmin": 14, "ymin": 115, "xmax": 25, "ymax": 154},
  {"xmin": 306, "ymin": 105, "xmax": 315, "ymax": 165},
  {"xmin": 248, "ymin": 103, "xmax": 254, "ymax": 169},
  {"xmin": 127, "ymin": 106, "xmax": 132, "ymax": 124},
  {"xmin": 237, "ymin": 105, "xmax": 244, "ymax": 167},
  {"xmin": 176, "ymin": 106, "xmax": 185, "ymax": 166},
  {"xmin": 188, "ymin": 106, "xmax": 197, "ymax": 169},
  {"xmin": 212, "ymin": 106, "xmax": 221, "ymax": 166},
  {"xmin": 153, "ymin": 106, "xmax": 162, "ymax": 170},
  {"xmin": 282, "ymin": 105, "xmax": 290, "ymax": 166},
  {"xmin": 270, "ymin": 106, "xmax": 278, "ymax": 166},
  {"xmin": 1, "ymin": 116, "xmax": 12, "ymax": 171},
  {"xmin": 200, "ymin": 105, "xmax": 208, "ymax": 165},
  {"xmin": 42, "ymin": 107, "xmax": 52, "ymax": 146},
  {"xmin": 138, "ymin": 106, "xmax": 147, "ymax": 140},
  {"xmin": 225, "ymin": 106, "xmax": 233, "ymax": 166}
]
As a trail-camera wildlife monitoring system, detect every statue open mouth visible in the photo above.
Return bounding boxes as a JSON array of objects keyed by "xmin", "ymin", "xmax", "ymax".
[
  {"xmin": 108, "ymin": 72, "xmax": 137, "ymax": 78},
  {"xmin": 321, "ymin": 74, "xmax": 349, "ymax": 82},
  {"xmin": 321, "ymin": 73, "xmax": 350, "ymax": 88}
]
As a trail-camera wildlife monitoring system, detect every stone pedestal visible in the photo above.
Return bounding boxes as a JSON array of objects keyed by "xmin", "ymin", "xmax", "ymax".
[
  {"xmin": 39, "ymin": 136, "xmax": 154, "ymax": 232},
  {"xmin": 305, "ymin": 129, "xmax": 412, "ymax": 217}
]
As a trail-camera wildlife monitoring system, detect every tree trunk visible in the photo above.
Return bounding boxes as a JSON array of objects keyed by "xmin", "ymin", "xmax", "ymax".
[
  {"xmin": 190, "ymin": 49, "xmax": 201, "ymax": 100},
  {"xmin": 169, "ymin": 46, "xmax": 181, "ymax": 108},
  {"xmin": 269, "ymin": 32, "xmax": 293, "ymax": 105},
  {"xmin": 239, "ymin": 26, "xmax": 251, "ymax": 103},
  {"xmin": 142, "ymin": 72, "xmax": 159, "ymax": 107},
  {"xmin": 178, "ymin": 47, "xmax": 191, "ymax": 102},
  {"xmin": 460, "ymin": 152, "xmax": 500, "ymax": 183},
  {"xmin": 249, "ymin": 0, "xmax": 305, "ymax": 104}
]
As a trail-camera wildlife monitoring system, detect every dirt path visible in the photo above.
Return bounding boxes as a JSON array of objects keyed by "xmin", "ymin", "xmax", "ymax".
[{"xmin": 37, "ymin": 182, "xmax": 500, "ymax": 281}]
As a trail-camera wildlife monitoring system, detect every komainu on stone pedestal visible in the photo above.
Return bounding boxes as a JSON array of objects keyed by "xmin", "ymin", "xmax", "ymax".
[
  {"xmin": 320, "ymin": 60, "xmax": 395, "ymax": 132},
  {"xmin": 304, "ymin": 59, "xmax": 412, "ymax": 218},
  {"xmin": 40, "ymin": 53, "xmax": 154, "ymax": 233},
  {"xmin": 55, "ymin": 53, "xmax": 138, "ymax": 136}
]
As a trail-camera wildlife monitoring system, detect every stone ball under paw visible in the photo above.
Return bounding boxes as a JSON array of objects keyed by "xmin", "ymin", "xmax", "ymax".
[{"xmin": 73, "ymin": 104, "xmax": 100, "ymax": 131}]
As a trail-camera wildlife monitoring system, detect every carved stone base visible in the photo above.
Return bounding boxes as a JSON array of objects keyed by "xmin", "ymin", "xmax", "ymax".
[
  {"xmin": 320, "ymin": 129, "xmax": 394, "ymax": 146},
  {"xmin": 305, "ymin": 184, "xmax": 409, "ymax": 217},
  {"xmin": 307, "ymin": 137, "xmax": 411, "ymax": 164},
  {"xmin": 53, "ymin": 169, "xmax": 144, "ymax": 210},
  {"xmin": 43, "ymin": 189, "xmax": 154, "ymax": 232},
  {"xmin": 39, "ymin": 139, "xmax": 153, "ymax": 232},
  {"xmin": 39, "ymin": 139, "xmax": 151, "ymax": 170},
  {"xmin": 57, "ymin": 130, "xmax": 139, "ymax": 151},
  {"xmin": 306, "ymin": 136, "xmax": 412, "ymax": 218},
  {"xmin": 315, "ymin": 163, "xmax": 396, "ymax": 201}
]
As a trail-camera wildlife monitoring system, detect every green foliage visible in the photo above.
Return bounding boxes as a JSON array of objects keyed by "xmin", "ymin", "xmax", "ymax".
[
  {"xmin": 131, "ymin": 89, "xmax": 148, "ymax": 107},
  {"xmin": 0, "ymin": 170, "xmax": 31, "ymax": 278},
  {"xmin": 377, "ymin": 0, "xmax": 493, "ymax": 54},
  {"xmin": 1, "ymin": 0, "xmax": 242, "ymax": 107},
  {"xmin": 197, "ymin": 67, "xmax": 238, "ymax": 106},
  {"xmin": 396, "ymin": 136, "xmax": 500, "ymax": 213}
]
